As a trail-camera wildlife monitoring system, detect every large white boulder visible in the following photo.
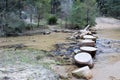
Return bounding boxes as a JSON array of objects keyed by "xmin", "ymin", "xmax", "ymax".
[
  {"xmin": 80, "ymin": 39, "xmax": 95, "ymax": 47},
  {"xmin": 74, "ymin": 52, "xmax": 93, "ymax": 67},
  {"xmin": 80, "ymin": 46, "xmax": 97, "ymax": 58},
  {"xmin": 72, "ymin": 66, "xmax": 93, "ymax": 79},
  {"xmin": 83, "ymin": 35, "xmax": 97, "ymax": 41}
]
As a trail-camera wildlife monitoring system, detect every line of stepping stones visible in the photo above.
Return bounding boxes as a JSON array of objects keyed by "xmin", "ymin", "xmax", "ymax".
[
  {"xmin": 71, "ymin": 26, "xmax": 98, "ymax": 79},
  {"xmin": 54, "ymin": 25, "xmax": 98, "ymax": 79}
]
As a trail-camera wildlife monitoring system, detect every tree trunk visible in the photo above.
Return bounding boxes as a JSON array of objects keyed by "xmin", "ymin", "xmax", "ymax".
[
  {"xmin": 5, "ymin": 0, "xmax": 8, "ymax": 31},
  {"xmin": 30, "ymin": 13, "xmax": 33, "ymax": 29},
  {"xmin": 19, "ymin": 0, "xmax": 22, "ymax": 19},
  {"xmin": 37, "ymin": 14, "xmax": 40, "ymax": 27}
]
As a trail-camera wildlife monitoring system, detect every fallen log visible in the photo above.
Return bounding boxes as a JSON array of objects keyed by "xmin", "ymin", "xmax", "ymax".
[
  {"xmin": 70, "ymin": 25, "xmax": 91, "ymax": 39},
  {"xmin": 83, "ymin": 25, "xmax": 90, "ymax": 31}
]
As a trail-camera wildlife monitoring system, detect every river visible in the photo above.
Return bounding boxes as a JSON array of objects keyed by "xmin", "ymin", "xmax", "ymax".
[{"xmin": 95, "ymin": 17, "xmax": 120, "ymax": 40}]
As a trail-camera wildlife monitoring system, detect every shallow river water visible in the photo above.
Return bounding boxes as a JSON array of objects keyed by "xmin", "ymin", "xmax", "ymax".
[{"xmin": 95, "ymin": 17, "xmax": 120, "ymax": 40}]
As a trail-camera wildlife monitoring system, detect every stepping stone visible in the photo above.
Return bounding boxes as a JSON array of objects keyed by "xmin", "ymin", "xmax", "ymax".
[
  {"xmin": 83, "ymin": 35, "xmax": 97, "ymax": 41},
  {"xmin": 80, "ymin": 39, "xmax": 95, "ymax": 47},
  {"xmin": 74, "ymin": 52, "xmax": 93, "ymax": 67},
  {"xmin": 80, "ymin": 46, "xmax": 97, "ymax": 58},
  {"xmin": 72, "ymin": 66, "xmax": 93, "ymax": 79}
]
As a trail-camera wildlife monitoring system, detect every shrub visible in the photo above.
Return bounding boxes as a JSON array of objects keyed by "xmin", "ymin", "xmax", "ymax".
[
  {"xmin": 47, "ymin": 15, "xmax": 57, "ymax": 25},
  {"xmin": 1, "ymin": 13, "xmax": 26, "ymax": 36}
]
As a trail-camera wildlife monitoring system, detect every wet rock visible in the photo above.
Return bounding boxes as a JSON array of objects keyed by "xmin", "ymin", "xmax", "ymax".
[
  {"xmin": 43, "ymin": 31, "xmax": 51, "ymax": 35},
  {"xmin": 83, "ymin": 35, "xmax": 97, "ymax": 41},
  {"xmin": 59, "ymin": 74, "xmax": 69, "ymax": 79},
  {"xmin": 80, "ymin": 39, "xmax": 95, "ymax": 47},
  {"xmin": 2, "ymin": 76, "xmax": 10, "ymax": 80},
  {"xmin": 74, "ymin": 52, "xmax": 93, "ymax": 68},
  {"xmin": 72, "ymin": 66, "xmax": 92, "ymax": 80},
  {"xmin": 80, "ymin": 46, "xmax": 97, "ymax": 58},
  {"xmin": 74, "ymin": 49, "xmax": 81, "ymax": 54},
  {"xmin": 96, "ymin": 39, "xmax": 120, "ymax": 54}
]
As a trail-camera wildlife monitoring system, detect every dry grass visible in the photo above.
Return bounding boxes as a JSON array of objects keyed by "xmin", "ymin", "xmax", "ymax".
[{"xmin": 0, "ymin": 32, "xmax": 71, "ymax": 51}]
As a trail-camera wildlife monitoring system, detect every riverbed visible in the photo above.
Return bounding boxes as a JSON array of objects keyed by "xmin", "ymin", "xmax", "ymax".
[
  {"xmin": 95, "ymin": 17, "xmax": 120, "ymax": 40},
  {"xmin": 0, "ymin": 17, "xmax": 120, "ymax": 80},
  {"xmin": 92, "ymin": 17, "xmax": 120, "ymax": 80}
]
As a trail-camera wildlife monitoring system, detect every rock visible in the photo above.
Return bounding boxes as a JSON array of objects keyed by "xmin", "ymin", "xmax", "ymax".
[
  {"xmin": 74, "ymin": 49, "xmax": 81, "ymax": 54},
  {"xmin": 80, "ymin": 39, "xmax": 95, "ymax": 47},
  {"xmin": 91, "ymin": 31, "xmax": 97, "ymax": 34},
  {"xmin": 83, "ymin": 35, "xmax": 97, "ymax": 42},
  {"xmin": 62, "ymin": 55, "xmax": 70, "ymax": 60},
  {"xmin": 89, "ymin": 28, "xmax": 97, "ymax": 34},
  {"xmin": 59, "ymin": 74, "xmax": 69, "ymax": 79},
  {"xmin": 74, "ymin": 52, "xmax": 93, "ymax": 68},
  {"xmin": 43, "ymin": 31, "xmax": 51, "ymax": 35},
  {"xmin": 80, "ymin": 46, "xmax": 97, "ymax": 58},
  {"xmin": 72, "ymin": 66, "xmax": 92, "ymax": 80},
  {"xmin": 52, "ymin": 29, "xmax": 61, "ymax": 32}
]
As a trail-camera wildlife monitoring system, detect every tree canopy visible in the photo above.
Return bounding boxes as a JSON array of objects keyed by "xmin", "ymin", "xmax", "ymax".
[
  {"xmin": 97, "ymin": 0, "xmax": 120, "ymax": 19},
  {"xmin": 69, "ymin": 0, "xmax": 97, "ymax": 29},
  {"xmin": 0, "ymin": 0, "xmax": 120, "ymax": 36}
]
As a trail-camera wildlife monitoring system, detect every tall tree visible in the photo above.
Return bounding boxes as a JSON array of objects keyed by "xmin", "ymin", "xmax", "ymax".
[
  {"xmin": 97, "ymin": 0, "xmax": 120, "ymax": 19},
  {"xmin": 35, "ymin": 0, "xmax": 51, "ymax": 26},
  {"xmin": 69, "ymin": 0, "xmax": 97, "ymax": 29}
]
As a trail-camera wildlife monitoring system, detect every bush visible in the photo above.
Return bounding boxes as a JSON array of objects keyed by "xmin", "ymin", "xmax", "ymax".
[
  {"xmin": 0, "ymin": 13, "xmax": 26, "ymax": 36},
  {"xmin": 47, "ymin": 15, "xmax": 57, "ymax": 25}
]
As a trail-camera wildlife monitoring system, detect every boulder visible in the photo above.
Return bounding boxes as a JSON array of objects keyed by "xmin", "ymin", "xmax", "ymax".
[
  {"xmin": 72, "ymin": 66, "xmax": 93, "ymax": 80},
  {"xmin": 80, "ymin": 39, "xmax": 95, "ymax": 47},
  {"xmin": 74, "ymin": 52, "xmax": 93, "ymax": 68},
  {"xmin": 83, "ymin": 35, "xmax": 97, "ymax": 42},
  {"xmin": 80, "ymin": 46, "xmax": 97, "ymax": 58}
]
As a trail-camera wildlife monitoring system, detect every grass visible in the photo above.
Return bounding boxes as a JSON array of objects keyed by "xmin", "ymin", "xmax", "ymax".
[
  {"xmin": 0, "ymin": 49, "xmax": 56, "ymax": 69},
  {"xmin": 0, "ymin": 32, "xmax": 70, "ymax": 51}
]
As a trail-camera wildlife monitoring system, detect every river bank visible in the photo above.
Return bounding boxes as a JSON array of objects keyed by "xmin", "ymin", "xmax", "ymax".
[{"xmin": 0, "ymin": 17, "xmax": 120, "ymax": 80}]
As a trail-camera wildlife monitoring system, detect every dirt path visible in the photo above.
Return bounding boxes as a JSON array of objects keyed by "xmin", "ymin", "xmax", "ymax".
[{"xmin": 92, "ymin": 17, "xmax": 120, "ymax": 80}]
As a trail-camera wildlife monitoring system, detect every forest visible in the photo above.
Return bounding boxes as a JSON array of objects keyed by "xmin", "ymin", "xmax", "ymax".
[
  {"xmin": 0, "ymin": 0, "xmax": 119, "ymax": 36},
  {"xmin": 0, "ymin": 0, "xmax": 120, "ymax": 80}
]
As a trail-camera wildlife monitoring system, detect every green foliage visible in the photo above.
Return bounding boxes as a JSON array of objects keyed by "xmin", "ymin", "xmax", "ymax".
[
  {"xmin": 47, "ymin": 15, "xmax": 58, "ymax": 25},
  {"xmin": 35, "ymin": 0, "xmax": 51, "ymax": 18},
  {"xmin": 2, "ymin": 13, "xmax": 26, "ymax": 36},
  {"xmin": 69, "ymin": 0, "xmax": 97, "ymax": 29},
  {"xmin": 97, "ymin": 0, "xmax": 120, "ymax": 19}
]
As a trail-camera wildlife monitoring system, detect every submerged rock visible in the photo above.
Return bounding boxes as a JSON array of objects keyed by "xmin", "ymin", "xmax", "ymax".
[{"xmin": 96, "ymin": 38, "xmax": 120, "ymax": 54}]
